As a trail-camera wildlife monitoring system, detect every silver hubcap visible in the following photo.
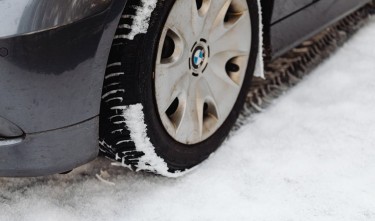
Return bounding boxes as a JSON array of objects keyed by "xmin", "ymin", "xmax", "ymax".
[{"xmin": 154, "ymin": 0, "xmax": 252, "ymax": 145}]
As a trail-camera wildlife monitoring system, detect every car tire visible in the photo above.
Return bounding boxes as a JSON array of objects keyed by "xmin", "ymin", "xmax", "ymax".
[{"xmin": 99, "ymin": 0, "xmax": 260, "ymax": 176}]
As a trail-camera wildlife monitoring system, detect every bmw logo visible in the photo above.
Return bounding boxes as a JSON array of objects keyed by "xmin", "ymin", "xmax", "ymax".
[{"xmin": 192, "ymin": 46, "xmax": 206, "ymax": 70}]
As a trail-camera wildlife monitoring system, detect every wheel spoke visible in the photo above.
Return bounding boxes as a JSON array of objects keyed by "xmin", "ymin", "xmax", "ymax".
[
  {"xmin": 209, "ymin": 12, "xmax": 251, "ymax": 56},
  {"xmin": 197, "ymin": 79, "xmax": 220, "ymax": 134},
  {"xmin": 202, "ymin": 0, "xmax": 230, "ymax": 35},
  {"xmin": 175, "ymin": 81, "xmax": 203, "ymax": 144},
  {"xmin": 207, "ymin": 0, "xmax": 250, "ymax": 43},
  {"xmin": 165, "ymin": 0, "xmax": 198, "ymax": 44},
  {"xmin": 191, "ymin": 0, "xmax": 211, "ymax": 37},
  {"xmin": 203, "ymin": 66, "xmax": 241, "ymax": 119},
  {"xmin": 155, "ymin": 66, "xmax": 190, "ymax": 113}
]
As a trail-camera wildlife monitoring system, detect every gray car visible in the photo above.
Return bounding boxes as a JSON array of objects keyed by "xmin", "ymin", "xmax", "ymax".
[{"xmin": 0, "ymin": 0, "xmax": 371, "ymax": 177}]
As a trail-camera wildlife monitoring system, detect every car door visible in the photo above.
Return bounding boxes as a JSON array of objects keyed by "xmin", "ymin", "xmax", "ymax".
[
  {"xmin": 267, "ymin": 0, "xmax": 370, "ymax": 58},
  {"xmin": 271, "ymin": 0, "xmax": 318, "ymax": 23}
]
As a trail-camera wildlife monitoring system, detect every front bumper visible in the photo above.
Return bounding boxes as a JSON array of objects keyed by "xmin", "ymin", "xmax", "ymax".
[
  {"xmin": 0, "ymin": 0, "xmax": 127, "ymax": 176},
  {"xmin": 0, "ymin": 117, "xmax": 99, "ymax": 177},
  {"xmin": 0, "ymin": 3, "xmax": 114, "ymax": 133}
]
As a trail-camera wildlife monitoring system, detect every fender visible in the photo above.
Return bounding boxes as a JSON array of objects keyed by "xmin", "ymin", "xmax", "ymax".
[{"xmin": 0, "ymin": 0, "xmax": 112, "ymax": 38}]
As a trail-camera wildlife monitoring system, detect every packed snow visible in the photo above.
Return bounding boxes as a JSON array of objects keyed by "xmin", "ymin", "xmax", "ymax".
[
  {"xmin": 255, "ymin": 0, "xmax": 265, "ymax": 78},
  {"xmin": 1, "ymin": 17, "xmax": 375, "ymax": 221},
  {"xmin": 115, "ymin": 0, "xmax": 158, "ymax": 40},
  {"xmin": 112, "ymin": 104, "xmax": 193, "ymax": 177}
]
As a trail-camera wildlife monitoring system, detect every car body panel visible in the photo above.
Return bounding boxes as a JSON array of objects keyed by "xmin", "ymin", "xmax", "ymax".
[
  {"xmin": 265, "ymin": 0, "xmax": 371, "ymax": 58},
  {"xmin": 0, "ymin": 0, "xmax": 126, "ymax": 134},
  {"xmin": 0, "ymin": 0, "xmax": 112, "ymax": 39},
  {"xmin": 0, "ymin": 0, "xmax": 127, "ymax": 176},
  {"xmin": 0, "ymin": 117, "xmax": 99, "ymax": 177},
  {"xmin": 0, "ymin": 116, "xmax": 23, "ymax": 138},
  {"xmin": 271, "ymin": 0, "xmax": 316, "ymax": 23}
]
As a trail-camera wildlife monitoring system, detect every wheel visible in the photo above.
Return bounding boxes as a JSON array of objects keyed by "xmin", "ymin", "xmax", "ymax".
[{"xmin": 99, "ymin": 0, "xmax": 260, "ymax": 176}]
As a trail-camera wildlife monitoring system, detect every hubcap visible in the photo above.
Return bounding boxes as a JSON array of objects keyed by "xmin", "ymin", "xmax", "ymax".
[{"xmin": 155, "ymin": 0, "xmax": 252, "ymax": 145}]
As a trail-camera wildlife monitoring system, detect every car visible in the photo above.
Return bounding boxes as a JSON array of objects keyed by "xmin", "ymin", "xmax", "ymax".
[{"xmin": 0, "ymin": 0, "xmax": 371, "ymax": 177}]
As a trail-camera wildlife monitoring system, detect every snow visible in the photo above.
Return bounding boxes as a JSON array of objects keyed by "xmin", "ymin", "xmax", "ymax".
[
  {"xmin": 255, "ymin": 0, "xmax": 265, "ymax": 78},
  {"xmin": 1, "ymin": 16, "xmax": 375, "ymax": 221},
  {"xmin": 115, "ymin": 0, "xmax": 158, "ymax": 40},
  {"xmin": 113, "ymin": 104, "xmax": 193, "ymax": 177}
]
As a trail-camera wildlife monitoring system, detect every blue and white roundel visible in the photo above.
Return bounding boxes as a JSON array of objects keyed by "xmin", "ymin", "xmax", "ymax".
[{"xmin": 193, "ymin": 49, "xmax": 205, "ymax": 68}]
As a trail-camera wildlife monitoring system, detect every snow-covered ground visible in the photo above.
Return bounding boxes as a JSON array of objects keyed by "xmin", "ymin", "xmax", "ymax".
[{"xmin": 1, "ymin": 18, "xmax": 375, "ymax": 221}]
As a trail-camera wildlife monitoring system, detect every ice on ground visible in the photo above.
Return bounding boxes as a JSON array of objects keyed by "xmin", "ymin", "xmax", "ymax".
[{"xmin": 1, "ymin": 18, "xmax": 375, "ymax": 221}]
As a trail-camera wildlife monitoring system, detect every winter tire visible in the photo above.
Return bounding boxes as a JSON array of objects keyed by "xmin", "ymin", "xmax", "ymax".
[{"xmin": 99, "ymin": 0, "xmax": 260, "ymax": 176}]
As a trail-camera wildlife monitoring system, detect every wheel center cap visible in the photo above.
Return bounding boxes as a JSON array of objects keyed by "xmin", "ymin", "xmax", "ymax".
[
  {"xmin": 190, "ymin": 39, "xmax": 210, "ymax": 76},
  {"xmin": 192, "ymin": 46, "xmax": 206, "ymax": 69}
]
